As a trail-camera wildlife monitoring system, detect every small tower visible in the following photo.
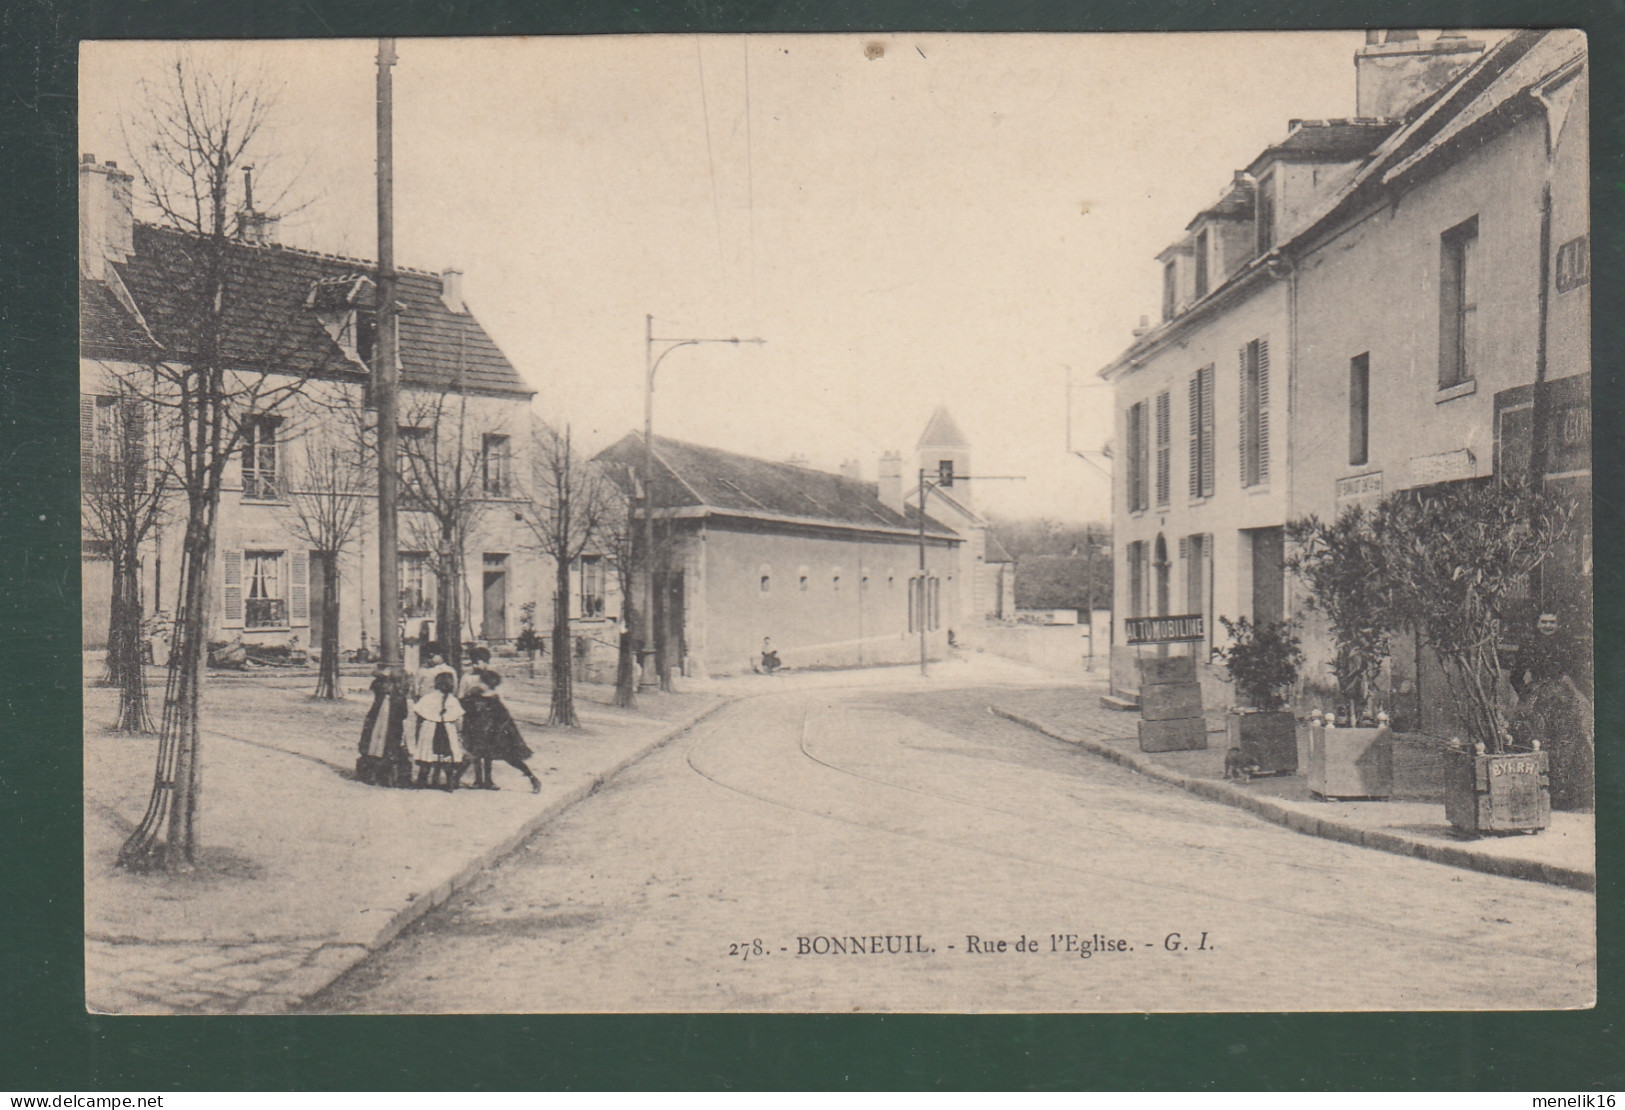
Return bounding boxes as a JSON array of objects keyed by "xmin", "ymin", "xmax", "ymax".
[{"xmin": 916, "ymin": 406, "xmax": 973, "ymax": 508}]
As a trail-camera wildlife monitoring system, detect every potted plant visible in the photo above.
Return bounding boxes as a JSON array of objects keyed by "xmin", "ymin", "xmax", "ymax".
[
  {"xmin": 1287, "ymin": 507, "xmax": 1395, "ymax": 799},
  {"xmin": 1373, "ymin": 475, "xmax": 1577, "ymax": 835},
  {"xmin": 1216, "ymin": 615, "xmax": 1303, "ymax": 775}
]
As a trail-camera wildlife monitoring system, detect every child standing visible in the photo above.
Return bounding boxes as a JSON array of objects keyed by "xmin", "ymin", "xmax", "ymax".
[
  {"xmin": 461, "ymin": 669, "xmax": 541, "ymax": 793},
  {"xmin": 410, "ymin": 670, "xmax": 466, "ymax": 791}
]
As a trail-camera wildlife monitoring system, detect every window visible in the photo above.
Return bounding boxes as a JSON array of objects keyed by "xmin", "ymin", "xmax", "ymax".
[
  {"xmin": 1161, "ymin": 260, "xmax": 1178, "ymax": 322},
  {"xmin": 1188, "ymin": 364, "xmax": 1215, "ymax": 499},
  {"xmin": 351, "ymin": 308, "xmax": 378, "ymax": 368},
  {"xmin": 221, "ymin": 549, "xmax": 307, "ymax": 630},
  {"xmin": 81, "ymin": 393, "xmax": 145, "ymax": 483},
  {"xmin": 1154, "ymin": 391, "xmax": 1171, "ymax": 507},
  {"xmin": 580, "ymin": 555, "xmax": 606, "ymax": 617},
  {"xmin": 241, "ymin": 416, "xmax": 281, "ymax": 500},
  {"xmin": 759, "ymin": 563, "xmax": 772, "ymax": 594},
  {"xmin": 1439, "ymin": 216, "xmax": 1479, "ymax": 388},
  {"xmin": 1194, "ymin": 229, "xmax": 1210, "ymax": 299},
  {"xmin": 1239, "ymin": 338, "xmax": 1271, "ymax": 487},
  {"xmin": 798, "ymin": 565, "xmax": 810, "ymax": 592},
  {"xmin": 481, "ymin": 434, "xmax": 511, "ymax": 496},
  {"xmin": 832, "ymin": 567, "xmax": 842, "ymax": 592},
  {"xmin": 937, "ymin": 459, "xmax": 955, "ymax": 488},
  {"xmin": 1349, "ymin": 353, "xmax": 1370, "ymax": 466},
  {"xmin": 399, "ymin": 552, "xmax": 434, "ymax": 618},
  {"xmin": 398, "ymin": 426, "xmax": 432, "ymax": 508},
  {"xmin": 1255, "ymin": 172, "xmax": 1276, "ymax": 253},
  {"xmin": 1126, "ymin": 400, "xmax": 1150, "ymax": 512},
  {"xmin": 908, "ymin": 575, "xmax": 941, "ymax": 633}
]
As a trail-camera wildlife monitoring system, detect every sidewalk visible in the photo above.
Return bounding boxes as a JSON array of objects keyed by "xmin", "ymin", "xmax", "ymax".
[
  {"xmin": 83, "ymin": 670, "xmax": 728, "ymax": 1015},
  {"xmin": 992, "ymin": 687, "xmax": 1595, "ymax": 892}
]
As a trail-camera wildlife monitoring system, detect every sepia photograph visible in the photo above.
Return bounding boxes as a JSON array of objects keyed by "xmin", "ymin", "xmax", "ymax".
[{"xmin": 77, "ymin": 29, "xmax": 1594, "ymax": 1016}]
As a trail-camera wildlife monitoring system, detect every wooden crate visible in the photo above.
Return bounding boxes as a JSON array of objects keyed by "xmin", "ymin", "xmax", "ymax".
[
  {"xmin": 1442, "ymin": 748, "xmax": 1549, "ymax": 835},
  {"xmin": 1307, "ymin": 723, "xmax": 1392, "ymax": 799},
  {"xmin": 1226, "ymin": 711, "xmax": 1298, "ymax": 775}
]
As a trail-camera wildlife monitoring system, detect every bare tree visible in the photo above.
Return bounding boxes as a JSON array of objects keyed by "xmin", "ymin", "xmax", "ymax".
[
  {"xmin": 526, "ymin": 422, "xmax": 617, "ymax": 727},
  {"xmin": 285, "ymin": 411, "xmax": 372, "ymax": 698},
  {"xmin": 115, "ymin": 57, "xmax": 313, "ymax": 871},
  {"xmin": 598, "ymin": 486, "xmax": 640, "ymax": 709},
  {"xmin": 81, "ymin": 372, "xmax": 170, "ymax": 732},
  {"xmin": 399, "ymin": 386, "xmax": 503, "ymax": 674}
]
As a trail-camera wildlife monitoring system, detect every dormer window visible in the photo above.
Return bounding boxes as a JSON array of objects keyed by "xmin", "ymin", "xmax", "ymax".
[
  {"xmin": 1255, "ymin": 172, "xmax": 1277, "ymax": 252},
  {"xmin": 1194, "ymin": 228, "xmax": 1211, "ymax": 299}
]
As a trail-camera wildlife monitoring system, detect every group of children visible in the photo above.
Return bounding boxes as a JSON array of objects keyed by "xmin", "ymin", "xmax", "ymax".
[{"xmin": 356, "ymin": 645, "xmax": 543, "ymax": 794}]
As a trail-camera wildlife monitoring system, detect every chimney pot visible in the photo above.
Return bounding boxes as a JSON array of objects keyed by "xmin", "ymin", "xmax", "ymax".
[{"xmin": 82, "ymin": 152, "xmax": 95, "ymax": 164}]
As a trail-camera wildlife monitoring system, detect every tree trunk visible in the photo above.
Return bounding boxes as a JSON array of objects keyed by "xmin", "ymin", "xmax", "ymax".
[
  {"xmin": 119, "ymin": 503, "xmax": 215, "ymax": 871},
  {"xmin": 314, "ymin": 552, "xmax": 342, "ymax": 699},
  {"xmin": 436, "ymin": 531, "xmax": 463, "ymax": 674},
  {"xmin": 613, "ymin": 623, "xmax": 637, "ymax": 709},
  {"xmin": 107, "ymin": 548, "xmax": 153, "ymax": 731},
  {"xmin": 550, "ymin": 556, "xmax": 577, "ymax": 727}
]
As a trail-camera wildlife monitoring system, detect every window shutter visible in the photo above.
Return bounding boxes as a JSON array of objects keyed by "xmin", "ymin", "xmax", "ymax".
[
  {"xmin": 1239, "ymin": 345, "xmax": 1250, "ymax": 485},
  {"xmin": 1155, "ymin": 391, "xmax": 1171, "ymax": 507},
  {"xmin": 80, "ymin": 395, "xmax": 95, "ymax": 476},
  {"xmin": 1201, "ymin": 365, "xmax": 1216, "ymax": 498},
  {"xmin": 1178, "ymin": 535, "xmax": 1189, "ymax": 560},
  {"xmin": 290, "ymin": 550, "xmax": 310, "ymax": 626},
  {"xmin": 1188, "ymin": 375, "xmax": 1201, "ymax": 499},
  {"xmin": 124, "ymin": 398, "xmax": 147, "ymax": 488},
  {"xmin": 223, "ymin": 549, "xmax": 244, "ymax": 627},
  {"xmin": 1257, "ymin": 338, "xmax": 1271, "ymax": 484},
  {"xmin": 1137, "ymin": 402, "xmax": 1151, "ymax": 512}
]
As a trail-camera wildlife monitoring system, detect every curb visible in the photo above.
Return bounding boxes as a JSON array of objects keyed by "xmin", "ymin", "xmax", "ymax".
[
  {"xmin": 238, "ymin": 697, "xmax": 739, "ymax": 1014},
  {"xmin": 992, "ymin": 706, "xmax": 1595, "ymax": 894}
]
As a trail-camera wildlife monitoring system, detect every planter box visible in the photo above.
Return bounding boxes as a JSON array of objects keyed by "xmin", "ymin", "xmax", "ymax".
[
  {"xmin": 1442, "ymin": 747, "xmax": 1550, "ymax": 836},
  {"xmin": 1226, "ymin": 711, "xmax": 1297, "ymax": 775},
  {"xmin": 1307, "ymin": 722, "xmax": 1392, "ymax": 799},
  {"xmin": 1138, "ymin": 717, "xmax": 1207, "ymax": 752}
]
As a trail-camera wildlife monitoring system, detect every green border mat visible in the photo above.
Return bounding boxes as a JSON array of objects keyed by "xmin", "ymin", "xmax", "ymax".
[{"xmin": 2, "ymin": 0, "xmax": 1619, "ymax": 1090}]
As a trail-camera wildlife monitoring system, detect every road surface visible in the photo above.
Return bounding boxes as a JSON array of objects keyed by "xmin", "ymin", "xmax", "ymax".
[{"xmin": 306, "ymin": 669, "xmax": 1595, "ymax": 1012}]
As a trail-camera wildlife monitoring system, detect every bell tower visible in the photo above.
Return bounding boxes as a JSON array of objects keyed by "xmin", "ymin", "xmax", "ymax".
[{"xmin": 916, "ymin": 406, "xmax": 973, "ymax": 508}]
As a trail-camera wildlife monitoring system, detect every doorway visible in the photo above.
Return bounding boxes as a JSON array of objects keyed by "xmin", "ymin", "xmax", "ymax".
[
  {"xmin": 482, "ymin": 553, "xmax": 508, "ymax": 642},
  {"xmin": 1249, "ymin": 527, "xmax": 1285, "ymax": 625}
]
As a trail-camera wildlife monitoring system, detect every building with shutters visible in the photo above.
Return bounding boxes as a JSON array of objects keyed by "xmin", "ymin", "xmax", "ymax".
[
  {"xmin": 1098, "ymin": 30, "xmax": 1590, "ymax": 718},
  {"xmin": 78, "ymin": 154, "xmax": 546, "ymax": 659}
]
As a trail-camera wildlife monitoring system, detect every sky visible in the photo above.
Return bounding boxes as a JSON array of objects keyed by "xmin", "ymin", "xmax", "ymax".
[{"xmin": 81, "ymin": 32, "xmax": 1377, "ymax": 523}]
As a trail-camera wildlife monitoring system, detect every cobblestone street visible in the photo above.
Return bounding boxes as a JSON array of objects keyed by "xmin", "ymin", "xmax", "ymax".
[{"xmin": 307, "ymin": 673, "xmax": 1596, "ymax": 1013}]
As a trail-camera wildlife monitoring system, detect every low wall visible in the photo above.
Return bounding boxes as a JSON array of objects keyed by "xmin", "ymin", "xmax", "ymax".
[{"xmin": 976, "ymin": 623, "xmax": 1106, "ymax": 676}]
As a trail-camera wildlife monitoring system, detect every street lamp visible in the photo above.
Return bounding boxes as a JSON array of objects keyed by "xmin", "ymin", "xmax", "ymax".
[
  {"xmin": 642, "ymin": 314, "xmax": 765, "ymax": 690},
  {"xmin": 914, "ymin": 465, "xmax": 1021, "ymax": 677}
]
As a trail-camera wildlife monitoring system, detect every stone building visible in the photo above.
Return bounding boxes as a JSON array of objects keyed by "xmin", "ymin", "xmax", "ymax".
[
  {"xmin": 79, "ymin": 154, "xmax": 544, "ymax": 659},
  {"xmin": 595, "ymin": 434, "xmax": 962, "ymax": 676},
  {"xmin": 1098, "ymin": 30, "xmax": 1590, "ymax": 718}
]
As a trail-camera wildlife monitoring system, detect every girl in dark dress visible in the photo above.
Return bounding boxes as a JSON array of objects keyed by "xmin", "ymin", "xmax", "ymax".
[
  {"xmin": 357, "ymin": 665, "xmax": 411, "ymax": 787},
  {"xmin": 461, "ymin": 668, "xmax": 541, "ymax": 793}
]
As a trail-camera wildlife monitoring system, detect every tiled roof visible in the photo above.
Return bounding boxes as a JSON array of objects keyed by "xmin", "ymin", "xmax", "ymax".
[
  {"xmin": 82, "ymin": 223, "xmax": 531, "ymax": 397},
  {"xmin": 1246, "ymin": 119, "xmax": 1399, "ymax": 175},
  {"xmin": 79, "ymin": 278, "xmax": 160, "ymax": 362},
  {"xmin": 595, "ymin": 433, "xmax": 959, "ymax": 539},
  {"xmin": 1187, "ymin": 177, "xmax": 1255, "ymax": 229}
]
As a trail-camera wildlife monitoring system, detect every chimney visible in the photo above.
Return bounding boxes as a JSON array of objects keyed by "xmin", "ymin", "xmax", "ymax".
[
  {"xmin": 440, "ymin": 268, "xmax": 465, "ymax": 314},
  {"xmin": 79, "ymin": 154, "xmax": 134, "ymax": 281},
  {"xmin": 785, "ymin": 452, "xmax": 809, "ymax": 468},
  {"xmin": 237, "ymin": 165, "xmax": 280, "ymax": 245},
  {"xmin": 877, "ymin": 450, "xmax": 904, "ymax": 514},
  {"xmin": 838, "ymin": 458, "xmax": 862, "ymax": 481},
  {"xmin": 1355, "ymin": 30, "xmax": 1485, "ymax": 119},
  {"xmin": 1132, "ymin": 314, "xmax": 1153, "ymax": 338}
]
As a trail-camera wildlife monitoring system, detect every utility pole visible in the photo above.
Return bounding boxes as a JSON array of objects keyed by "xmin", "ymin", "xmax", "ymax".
[
  {"xmin": 375, "ymin": 38, "xmax": 404, "ymax": 700},
  {"xmin": 642, "ymin": 317, "xmax": 765, "ymax": 690}
]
